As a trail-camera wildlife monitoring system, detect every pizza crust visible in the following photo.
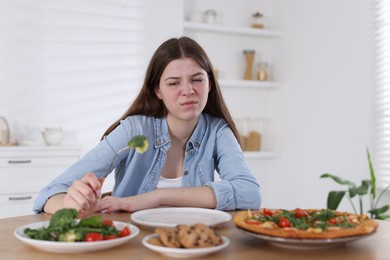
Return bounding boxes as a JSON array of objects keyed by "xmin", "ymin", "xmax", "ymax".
[{"xmin": 234, "ymin": 209, "xmax": 378, "ymax": 239}]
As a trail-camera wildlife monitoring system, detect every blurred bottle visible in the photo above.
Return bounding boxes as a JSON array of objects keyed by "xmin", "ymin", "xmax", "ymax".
[{"xmin": 243, "ymin": 50, "xmax": 256, "ymax": 80}]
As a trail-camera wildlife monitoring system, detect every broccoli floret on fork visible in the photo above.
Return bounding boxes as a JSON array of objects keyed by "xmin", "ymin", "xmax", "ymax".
[{"xmin": 128, "ymin": 135, "xmax": 149, "ymax": 154}]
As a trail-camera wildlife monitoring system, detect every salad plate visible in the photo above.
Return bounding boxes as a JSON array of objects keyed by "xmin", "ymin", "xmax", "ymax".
[
  {"xmin": 142, "ymin": 234, "xmax": 229, "ymax": 258},
  {"xmin": 131, "ymin": 207, "xmax": 232, "ymax": 229},
  {"xmin": 14, "ymin": 221, "xmax": 139, "ymax": 253}
]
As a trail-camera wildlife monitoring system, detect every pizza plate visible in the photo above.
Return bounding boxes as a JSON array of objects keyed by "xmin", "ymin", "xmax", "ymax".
[{"xmin": 237, "ymin": 227, "xmax": 376, "ymax": 250}]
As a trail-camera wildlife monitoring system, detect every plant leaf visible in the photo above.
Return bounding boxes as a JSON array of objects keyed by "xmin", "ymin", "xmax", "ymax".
[
  {"xmin": 327, "ymin": 191, "xmax": 345, "ymax": 210},
  {"xmin": 367, "ymin": 148, "xmax": 377, "ymax": 199},
  {"xmin": 353, "ymin": 180, "xmax": 370, "ymax": 196},
  {"xmin": 368, "ymin": 205, "xmax": 390, "ymax": 215},
  {"xmin": 376, "ymin": 215, "xmax": 390, "ymax": 220},
  {"xmin": 320, "ymin": 173, "xmax": 356, "ymax": 188},
  {"xmin": 348, "ymin": 187, "xmax": 358, "ymax": 198}
]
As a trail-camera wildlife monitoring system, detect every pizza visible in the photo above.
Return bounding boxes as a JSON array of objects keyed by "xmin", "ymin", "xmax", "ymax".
[{"xmin": 234, "ymin": 208, "xmax": 378, "ymax": 239}]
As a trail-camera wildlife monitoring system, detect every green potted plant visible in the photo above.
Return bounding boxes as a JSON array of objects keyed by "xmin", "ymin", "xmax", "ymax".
[{"xmin": 320, "ymin": 148, "xmax": 390, "ymax": 220}]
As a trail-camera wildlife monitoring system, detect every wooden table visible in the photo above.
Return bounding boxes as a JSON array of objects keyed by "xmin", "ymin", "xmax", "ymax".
[{"xmin": 1, "ymin": 212, "xmax": 389, "ymax": 260}]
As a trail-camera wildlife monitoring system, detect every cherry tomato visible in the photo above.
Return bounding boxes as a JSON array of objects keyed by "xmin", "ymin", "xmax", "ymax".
[
  {"xmin": 263, "ymin": 208, "xmax": 274, "ymax": 216},
  {"xmin": 278, "ymin": 217, "xmax": 291, "ymax": 228},
  {"xmin": 102, "ymin": 219, "xmax": 114, "ymax": 227},
  {"xmin": 295, "ymin": 208, "xmax": 308, "ymax": 218},
  {"xmin": 328, "ymin": 218, "xmax": 338, "ymax": 225},
  {"xmin": 84, "ymin": 232, "xmax": 103, "ymax": 242},
  {"xmin": 119, "ymin": 226, "xmax": 131, "ymax": 237},
  {"xmin": 104, "ymin": 234, "xmax": 118, "ymax": 240},
  {"xmin": 245, "ymin": 219, "xmax": 261, "ymax": 225}
]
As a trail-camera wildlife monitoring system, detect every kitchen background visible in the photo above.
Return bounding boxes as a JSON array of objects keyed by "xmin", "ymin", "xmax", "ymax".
[{"xmin": 1, "ymin": 0, "xmax": 386, "ymax": 217}]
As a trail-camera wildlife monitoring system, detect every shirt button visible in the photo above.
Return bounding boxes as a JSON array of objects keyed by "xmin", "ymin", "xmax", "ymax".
[
  {"xmin": 188, "ymin": 151, "xmax": 193, "ymax": 156},
  {"xmin": 195, "ymin": 142, "xmax": 200, "ymax": 148},
  {"xmin": 184, "ymin": 171, "xmax": 188, "ymax": 175}
]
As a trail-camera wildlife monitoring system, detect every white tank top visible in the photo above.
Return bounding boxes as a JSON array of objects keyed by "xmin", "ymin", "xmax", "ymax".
[{"xmin": 156, "ymin": 175, "xmax": 182, "ymax": 189}]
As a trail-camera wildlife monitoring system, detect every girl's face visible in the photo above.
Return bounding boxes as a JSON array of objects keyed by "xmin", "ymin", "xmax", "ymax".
[{"xmin": 155, "ymin": 57, "xmax": 210, "ymax": 124}]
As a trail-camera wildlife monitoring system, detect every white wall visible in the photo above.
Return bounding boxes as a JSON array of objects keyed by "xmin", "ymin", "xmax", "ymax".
[{"xmin": 144, "ymin": 0, "xmax": 183, "ymax": 61}]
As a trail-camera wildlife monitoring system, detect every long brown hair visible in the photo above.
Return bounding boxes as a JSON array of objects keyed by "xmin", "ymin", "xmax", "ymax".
[{"xmin": 102, "ymin": 36, "xmax": 241, "ymax": 145}]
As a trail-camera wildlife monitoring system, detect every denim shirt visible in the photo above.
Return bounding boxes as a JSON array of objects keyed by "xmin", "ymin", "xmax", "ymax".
[{"xmin": 33, "ymin": 113, "xmax": 261, "ymax": 213}]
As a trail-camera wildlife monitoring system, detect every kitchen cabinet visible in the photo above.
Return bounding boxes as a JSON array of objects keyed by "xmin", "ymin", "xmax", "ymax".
[
  {"xmin": 183, "ymin": 20, "xmax": 282, "ymax": 159},
  {"xmin": 0, "ymin": 146, "xmax": 80, "ymax": 218}
]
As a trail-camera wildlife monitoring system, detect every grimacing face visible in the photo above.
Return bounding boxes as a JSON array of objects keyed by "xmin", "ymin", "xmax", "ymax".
[{"xmin": 155, "ymin": 57, "xmax": 210, "ymax": 124}]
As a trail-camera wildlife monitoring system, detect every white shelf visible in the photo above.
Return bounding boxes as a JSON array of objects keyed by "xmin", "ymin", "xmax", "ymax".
[
  {"xmin": 183, "ymin": 21, "xmax": 282, "ymax": 37},
  {"xmin": 219, "ymin": 79, "xmax": 281, "ymax": 89},
  {"xmin": 244, "ymin": 151, "xmax": 278, "ymax": 159}
]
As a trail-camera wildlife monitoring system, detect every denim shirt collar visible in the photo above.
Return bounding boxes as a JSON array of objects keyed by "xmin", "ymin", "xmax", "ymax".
[
  {"xmin": 153, "ymin": 117, "xmax": 170, "ymax": 148},
  {"xmin": 153, "ymin": 113, "xmax": 207, "ymax": 152}
]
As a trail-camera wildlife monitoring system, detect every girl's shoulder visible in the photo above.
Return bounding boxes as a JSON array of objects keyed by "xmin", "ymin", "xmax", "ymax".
[
  {"xmin": 121, "ymin": 115, "xmax": 156, "ymax": 125},
  {"xmin": 119, "ymin": 115, "xmax": 157, "ymax": 136},
  {"xmin": 202, "ymin": 113, "xmax": 228, "ymax": 128}
]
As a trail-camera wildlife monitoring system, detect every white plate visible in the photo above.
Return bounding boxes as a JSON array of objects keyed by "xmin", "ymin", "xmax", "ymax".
[
  {"xmin": 237, "ymin": 227, "xmax": 376, "ymax": 250},
  {"xmin": 142, "ymin": 234, "xmax": 229, "ymax": 258},
  {"xmin": 131, "ymin": 207, "xmax": 232, "ymax": 229},
  {"xmin": 14, "ymin": 221, "xmax": 140, "ymax": 253}
]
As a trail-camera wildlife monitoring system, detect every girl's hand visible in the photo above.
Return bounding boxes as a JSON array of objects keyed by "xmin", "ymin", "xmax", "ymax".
[
  {"xmin": 97, "ymin": 190, "xmax": 160, "ymax": 213},
  {"xmin": 64, "ymin": 172, "xmax": 104, "ymax": 218}
]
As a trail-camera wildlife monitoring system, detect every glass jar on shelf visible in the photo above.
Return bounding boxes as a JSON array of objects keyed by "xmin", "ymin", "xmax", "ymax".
[
  {"xmin": 256, "ymin": 62, "xmax": 269, "ymax": 81},
  {"xmin": 235, "ymin": 117, "xmax": 264, "ymax": 152},
  {"xmin": 247, "ymin": 118, "xmax": 262, "ymax": 151},
  {"xmin": 251, "ymin": 12, "xmax": 264, "ymax": 29},
  {"xmin": 204, "ymin": 9, "xmax": 218, "ymax": 24}
]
